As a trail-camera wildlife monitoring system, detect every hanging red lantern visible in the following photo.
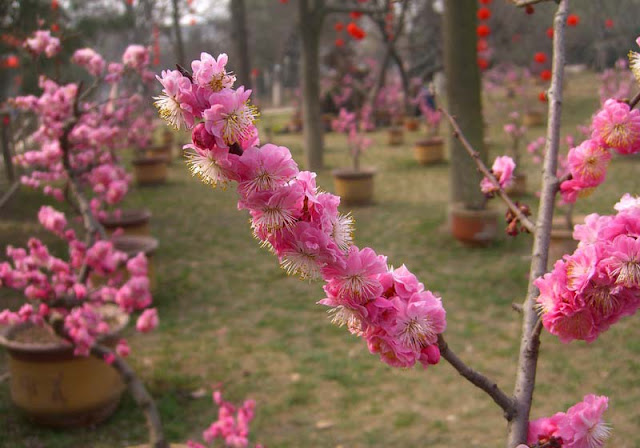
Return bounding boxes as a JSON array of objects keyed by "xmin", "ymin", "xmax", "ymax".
[
  {"xmin": 51, "ymin": 0, "xmax": 59, "ymax": 10},
  {"xmin": 350, "ymin": 11, "xmax": 363, "ymax": 20},
  {"xmin": 477, "ymin": 39, "xmax": 489, "ymax": 52},
  {"xmin": 540, "ymin": 70, "xmax": 552, "ymax": 81},
  {"xmin": 335, "ymin": 38, "xmax": 345, "ymax": 48},
  {"xmin": 477, "ymin": 7, "xmax": 491, "ymax": 21},
  {"xmin": 476, "ymin": 24, "xmax": 491, "ymax": 37},
  {"xmin": 525, "ymin": 5, "xmax": 534, "ymax": 14},
  {"xmin": 567, "ymin": 14, "xmax": 580, "ymax": 26},
  {"xmin": 477, "ymin": 58, "xmax": 489, "ymax": 71},
  {"xmin": 51, "ymin": 23, "xmax": 60, "ymax": 32},
  {"xmin": 538, "ymin": 91, "xmax": 547, "ymax": 102},
  {"xmin": 334, "ymin": 22, "xmax": 344, "ymax": 32},
  {"xmin": 4, "ymin": 55, "xmax": 19, "ymax": 68},
  {"xmin": 546, "ymin": 27, "xmax": 554, "ymax": 39},
  {"xmin": 534, "ymin": 52, "xmax": 547, "ymax": 64},
  {"xmin": 479, "ymin": 0, "xmax": 492, "ymax": 4},
  {"xmin": 604, "ymin": 19, "xmax": 613, "ymax": 29},
  {"xmin": 347, "ymin": 22, "xmax": 366, "ymax": 40}
]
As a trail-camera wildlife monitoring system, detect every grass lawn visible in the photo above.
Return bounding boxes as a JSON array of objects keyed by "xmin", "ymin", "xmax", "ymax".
[{"xmin": 1, "ymin": 71, "xmax": 639, "ymax": 447}]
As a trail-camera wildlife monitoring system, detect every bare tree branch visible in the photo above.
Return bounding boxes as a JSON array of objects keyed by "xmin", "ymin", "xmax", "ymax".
[
  {"xmin": 507, "ymin": 1, "xmax": 569, "ymax": 446},
  {"xmin": 438, "ymin": 335, "xmax": 516, "ymax": 420},
  {"xmin": 440, "ymin": 108, "xmax": 537, "ymax": 234}
]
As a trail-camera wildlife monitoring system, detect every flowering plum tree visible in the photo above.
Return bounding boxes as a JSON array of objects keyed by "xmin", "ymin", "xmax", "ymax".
[{"xmin": 1, "ymin": 30, "xmax": 166, "ymax": 447}]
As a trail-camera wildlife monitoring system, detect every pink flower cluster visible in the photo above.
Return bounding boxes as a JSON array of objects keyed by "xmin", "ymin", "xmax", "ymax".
[
  {"xmin": 535, "ymin": 195, "xmax": 640, "ymax": 343},
  {"xmin": 156, "ymin": 54, "xmax": 447, "ymax": 369},
  {"xmin": 24, "ymin": 30, "xmax": 60, "ymax": 58},
  {"xmin": 560, "ymin": 96, "xmax": 640, "ymax": 203},
  {"xmin": 0, "ymin": 207, "xmax": 156, "ymax": 356},
  {"xmin": 188, "ymin": 391, "xmax": 262, "ymax": 448},
  {"xmin": 12, "ymin": 32, "xmax": 154, "ymax": 213},
  {"xmin": 528, "ymin": 395, "xmax": 610, "ymax": 448},
  {"xmin": 480, "ymin": 156, "xmax": 515, "ymax": 196}
]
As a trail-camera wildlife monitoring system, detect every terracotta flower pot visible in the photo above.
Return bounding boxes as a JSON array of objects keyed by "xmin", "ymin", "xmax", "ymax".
[
  {"xmin": 449, "ymin": 203, "xmax": 499, "ymax": 247},
  {"xmin": 523, "ymin": 110, "xmax": 545, "ymax": 127},
  {"xmin": 0, "ymin": 305, "xmax": 128, "ymax": 427},
  {"xmin": 387, "ymin": 127, "xmax": 404, "ymax": 146},
  {"xmin": 332, "ymin": 168, "xmax": 376, "ymax": 206},
  {"xmin": 132, "ymin": 157, "xmax": 168, "ymax": 186},
  {"xmin": 99, "ymin": 208, "xmax": 152, "ymax": 237},
  {"xmin": 112, "ymin": 235, "xmax": 159, "ymax": 288},
  {"xmin": 413, "ymin": 137, "xmax": 444, "ymax": 165},
  {"xmin": 505, "ymin": 173, "xmax": 528, "ymax": 196},
  {"xmin": 404, "ymin": 117, "xmax": 419, "ymax": 132}
]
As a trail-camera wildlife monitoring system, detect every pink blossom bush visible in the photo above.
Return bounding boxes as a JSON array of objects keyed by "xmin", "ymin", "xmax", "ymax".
[
  {"xmin": 157, "ymin": 54, "xmax": 446, "ymax": 370},
  {"xmin": 188, "ymin": 391, "xmax": 262, "ymax": 448},
  {"xmin": 23, "ymin": 30, "xmax": 60, "ymax": 58},
  {"xmin": 331, "ymin": 107, "xmax": 373, "ymax": 171}
]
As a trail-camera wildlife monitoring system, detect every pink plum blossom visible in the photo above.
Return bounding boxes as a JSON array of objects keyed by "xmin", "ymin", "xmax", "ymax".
[
  {"xmin": 591, "ymin": 98, "xmax": 640, "ymax": 154},
  {"xmin": 567, "ymin": 139, "xmax": 611, "ymax": 187},
  {"xmin": 24, "ymin": 30, "xmax": 60, "ymax": 58},
  {"xmin": 136, "ymin": 308, "xmax": 159, "ymax": 333},
  {"xmin": 191, "ymin": 52, "xmax": 236, "ymax": 92},
  {"xmin": 480, "ymin": 155, "xmax": 515, "ymax": 195},
  {"xmin": 122, "ymin": 45, "xmax": 150, "ymax": 71}
]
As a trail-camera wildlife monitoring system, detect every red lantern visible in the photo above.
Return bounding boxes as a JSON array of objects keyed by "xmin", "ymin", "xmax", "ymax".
[
  {"xmin": 335, "ymin": 38, "xmax": 345, "ymax": 48},
  {"xmin": 546, "ymin": 27, "xmax": 554, "ymax": 39},
  {"xmin": 479, "ymin": 0, "xmax": 491, "ymax": 4},
  {"xmin": 51, "ymin": 0, "xmax": 59, "ymax": 10},
  {"xmin": 477, "ymin": 58, "xmax": 489, "ymax": 71},
  {"xmin": 567, "ymin": 14, "xmax": 579, "ymax": 27},
  {"xmin": 477, "ymin": 7, "xmax": 491, "ymax": 21},
  {"xmin": 51, "ymin": 23, "xmax": 60, "ymax": 32},
  {"xmin": 605, "ymin": 19, "xmax": 613, "ymax": 29},
  {"xmin": 350, "ymin": 11, "xmax": 363, "ymax": 20},
  {"xmin": 538, "ymin": 91, "xmax": 547, "ymax": 102},
  {"xmin": 4, "ymin": 55, "xmax": 19, "ymax": 68},
  {"xmin": 525, "ymin": 5, "xmax": 534, "ymax": 14},
  {"xmin": 476, "ymin": 24, "xmax": 491, "ymax": 38},
  {"xmin": 334, "ymin": 22, "xmax": 344, "ymax": 32},
  {"xmin": 347, "ymin": 22, "xmax": 366, "ymax": 40},
  {"xmin": 534, "ymin": 52, "xmax": 547, "ymax": 64},
  {"xmin": 540, "ymin": 70, "xmax": 552, "ymax": 81},
  {"xmin": 251, "ymin": 68, "xmax": 259, "ymax": 78},
  {"xmin": 477, "ymin": 39, "xmax": 489, "ymax": 52}
]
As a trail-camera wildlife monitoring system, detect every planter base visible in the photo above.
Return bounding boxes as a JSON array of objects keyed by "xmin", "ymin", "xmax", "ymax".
[
  {"xmin": 413, "ymin": 138, "xmax": 444, "ymax": 165},
  {"xmin": 332, "ymin": 168, "xmax": 375, "ymax": 206},
  {"xmin": 449, "ymin": 204, "xmax": 499, "ymax": 247}
]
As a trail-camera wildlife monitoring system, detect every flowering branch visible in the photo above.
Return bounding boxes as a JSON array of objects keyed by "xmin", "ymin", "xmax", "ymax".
[
  {"xmin": 437, "ymin": 335, "xmax": 516, "ymax": 420},
  {"xmin": 91, "ymin": 345, "xmax": 168, "ymax": 448},
  {"xmin": 507, "ymin": 1, "xmax": 569, "ymax": 446},
  {"xmin": 440, "ymin": 108, "xmax": 536, "ymax": 234}
]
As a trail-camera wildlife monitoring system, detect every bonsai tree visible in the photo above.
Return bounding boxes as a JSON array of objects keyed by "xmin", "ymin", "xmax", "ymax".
[{"xmin": 331, "ymin": 107, "xmax": 373, "ymax": 172}]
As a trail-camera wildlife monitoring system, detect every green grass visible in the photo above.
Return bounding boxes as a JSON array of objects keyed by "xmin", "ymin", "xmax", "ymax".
[{"xmin": 1, "ymin": 71, "xmax": 640, "ymax": 447}]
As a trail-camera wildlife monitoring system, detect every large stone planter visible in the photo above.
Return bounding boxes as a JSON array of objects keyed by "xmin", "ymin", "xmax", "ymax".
[
  {"xmin": 332, "ymin": 168, "xmax": 376, "ymax": 206},
  {"xmin": 99, "ymin": 208, "xmax": 152, "ymax": 237},
  {"xmin": 133, "ymin": 157, "xmax": 168, "ymax": 186},
  {"xmin": 413, "ymin": 137, "xmax": 444, "ymax": 165},
  {"xmin": 0, "ymin": 305, "xmax": 128, "ymax": 427},
  {"xmin": 449, "ymin": 203, "xmax": 499, "ymax": 247},
  {"xmin": 387, "ymin": 127, "xmax": 404, "ymax": 146}
]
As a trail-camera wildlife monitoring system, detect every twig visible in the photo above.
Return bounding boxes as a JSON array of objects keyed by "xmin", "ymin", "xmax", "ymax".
[
  {"xmin": 511, "ymin": 0, "xmax": 557, "ymax": 6},
  {"xmin": 91, "ymin": 345, "xmax": 168, "ymax": 448},
  {"xmin": 440, "ymin": 108, "xmax": 537, "ymax": 234},
  {"xmin": 438, "ymin": 335, "xmax": 516, "ymax": 420},
  {"xmin": 507, "ymin": 1, "xmax": 569, "ymax": 446},
  {"xmin": 628, "ymin": 90, "xmax": 640, "ymax": 109},
  {"xmin": 0, "ymin": 181, "xmax": 19, "ymax": 209}
]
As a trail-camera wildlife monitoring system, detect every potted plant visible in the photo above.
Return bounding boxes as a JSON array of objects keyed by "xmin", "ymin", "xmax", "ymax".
[
  {"xmin": 2, "ymin": 33, "xmax": 167, "ymax": 445},
  {"xmin": 376, "ymin": 84, "xmax": 405, "ymax": 146},
  {"xmin": 503, "ymin": 111, "xmax": 528, "ymax": 195},
  {"xmin": 331, "ymin": 108, "xmax": 375, "ymax": 205},
  {"xmin": 413, "ymin": 98, "xmax": 444, "ymax": 165}
]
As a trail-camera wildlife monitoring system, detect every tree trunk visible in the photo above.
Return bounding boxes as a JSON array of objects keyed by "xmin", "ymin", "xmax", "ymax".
[
  {"xmin": 390, "ymin": 47, "xmax": 411, "ymax": 115},
  {"xmin": 298, "ymin": 0, "xmax": 324, "ymax": 171},
  {"xmin": 443, "ymin": 0, "xmax": 486, "ymax": 210},
  {"xmin": 230, "ymin": 0, "xmax": 252, "ymax": 90},
  {"xmin": 171, "ymin": 0, "xmax": 186, "ymax": 67}
]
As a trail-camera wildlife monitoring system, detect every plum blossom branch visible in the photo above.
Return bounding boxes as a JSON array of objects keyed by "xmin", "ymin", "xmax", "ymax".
[
  {"xmin": 507, "ymin": 1, "xmax": 569, "ymax": 446},
  {"xmin": 440, "ymin": 108, "xmax": 536, "ymax": 234},
  {"xmin": 438, "ymin": 335, "xmax": 516, "ymax": 420},
  {"xmin": 628, "ymin": 90, "xmax": 640, "ymax": 109},
  {"xmin": 91, "ymin": 345, "xmax": 168, "ymax": 448}
]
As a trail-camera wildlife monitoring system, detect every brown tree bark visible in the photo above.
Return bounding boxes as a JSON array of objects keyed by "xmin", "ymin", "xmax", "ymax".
[
  {"xmin": 443, "ymin": 0, "xmax": 486, "ymax": 210},
  {"xmin": 171, "ymin": 0, "xmax": 185, "ymax": 67},
  {"xmin": 231, "ymin": 0, "xmax": 252, "ymax": 90}
]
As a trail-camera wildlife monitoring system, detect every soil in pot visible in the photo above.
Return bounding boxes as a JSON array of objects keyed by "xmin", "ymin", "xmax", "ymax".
[
  {"xmin": 99, "ymin": 208, "xmax": 152, "ymax": 237},
  {"xmin": 0, "ymin": 305, "xmax": 128, "ymax": 427},
  {"xmin": 449, "ymin": 203, "xmax": 499, "ymax": 247},
  {"xmin": 132, "ymin": 157, "xmax": 168, "ymax": 186},
  {"xmin": 332, "ymin": 168, "xmax": 376, "ymax": 206},
  {"xmin": 387, "ymin": 127, "xmax": 404, "ymax": 146},
  {"xmin": 413, "ymin": 137, "xmax": 444, "ymax": 165}
]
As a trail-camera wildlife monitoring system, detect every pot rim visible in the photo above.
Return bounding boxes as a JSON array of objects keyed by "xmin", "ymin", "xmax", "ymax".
[
  {"xmin": 331, "ymin": 167, "xmax": 377, "ymax": 179},
  {"xmin": 132, "ymin": 157, "xmax": 168, "ymax": 165},
  {"xmin": 415, "ymin": 136, "xmax": 444, "ymax": 146},
  {"xmin": 449, "ymin": 202, "xmax": 499, "ymax": 218},
  {"xmin": 0, "ymin": 304, "xmax": 129, "ymax": 354},
  {"xmin": 99, "ymin": 208, "xmax": 152, "ymax": 227},
  {"xmin": 111, "ymin": 235, "xmax": 159, "ymax": 257}
]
